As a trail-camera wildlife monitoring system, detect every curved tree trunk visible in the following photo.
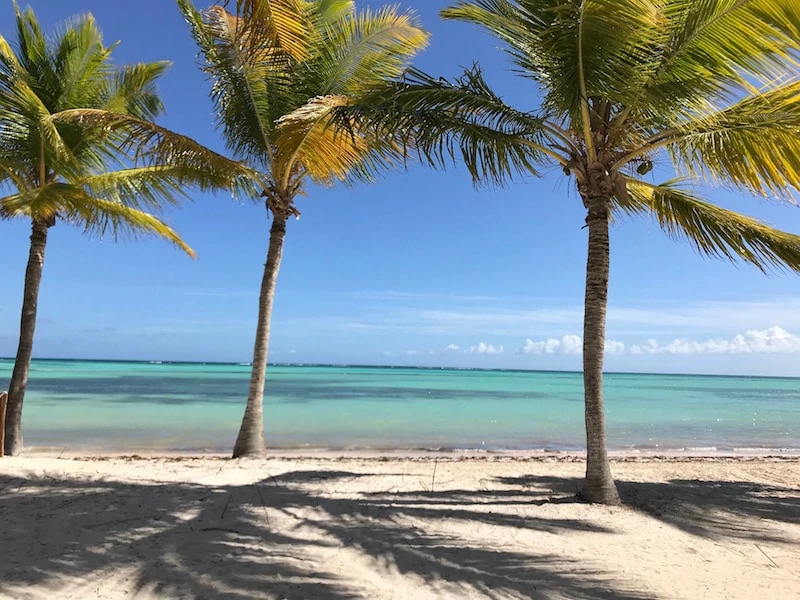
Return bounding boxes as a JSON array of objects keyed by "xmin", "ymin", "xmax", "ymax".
[
  {"xmin": 4, "ymin": 219, "xmax": 50, "ymax": 456},
  {"xmin": 581, "ymin": 196, "xmax": 621, "ymax": 505},
  {"xmin": 232, "ymin": 211, "xmax": 288, "ymax": 458}
]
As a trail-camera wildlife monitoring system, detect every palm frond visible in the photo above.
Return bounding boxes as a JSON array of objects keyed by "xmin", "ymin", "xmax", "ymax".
[
  {"xmin": 657, "ymin": 79, "xmax": 800, "ymax": 198},
  {"xmin": 0, "ymin": 33, "xmax": 20, "ymax": 69},
  {"xmin": 50, "ymin": 108, "xmax": 263, "ymax": 197},
  {"xmin": 308, "ymin": 0, "xmax": 355, "ymax": 32},
  {"xmin": 443, "ymin": 0, "xmax": 665, "ymax": 118},
  {"xmin": 103, "ymin": 61, "xmax": 170, "ymax": 121},
  {"xmin": 0, "ymin": 156, "xmax": 30, "ymax": 191},
  {"xmin": 620, "ymin": 178, "xmax": 800, "ymax": 272},
  {"xmin": 225, "ymin": 0, "xmax": 310, "ymax": 61},
  {"xmin": 0, "ymin": 69, "xmax": 77, "ymax": 174},
  {"xmin": 0, "ymin": 183, "xmax": 70, "ymax": 220},
  {"xmin": 68, "ymin": 196, "xmax": 196, "ymax": 258},
  {"xmin": 275, "ymin": 94, "xmax": 407, "ymax": 187},
  {"xmin": 178, "ymin": 0, "xmax": 283, "ymax": 165},
  {"xmin": 334, "ymin": 66, "xmax": 563, "ymax": 185},
  {"xmin": 0, "ymin": 10, "xmax": 128, "ymax": 179},
  {"xmin": 619, "ymin": 0, "xmax": 800, "ymax": 128},
  {"xmin": 52, "ymin": 13, "xmax": 115, "ymax": 112},
  {"xmin": 442, "ymin": 1, "xmax": 548, "ymax": 80},
  {"xmin": 79, "ymin": 166, "xmax": 191, "ymax": 212},
  {"xmin": 14, "ymin": 3, "xmax": 51, "ymax": 91},
  {"xmin": 307, "ymin": 5, "xmax": 428, "ymax": 96},
  {"xmin": 0, "ymin": 183, "xmax": 194, "ymax": 257}
]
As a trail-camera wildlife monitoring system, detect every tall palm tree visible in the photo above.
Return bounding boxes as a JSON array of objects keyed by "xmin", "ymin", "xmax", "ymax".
[
  {"xmin": 333, "ymin": 0, "xmax": 800, "ymax": 503},
  {"xmin": 0, "ymin": 4, "xmax": 256, "ymax": 455},
  {"xmin": 178, "ymin": 0, "xmax": 428, "ymax": 458}
]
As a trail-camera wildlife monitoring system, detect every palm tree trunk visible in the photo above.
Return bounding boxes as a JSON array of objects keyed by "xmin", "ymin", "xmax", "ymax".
[
  {"xmin": 581, "ymin": 196, "xmax": 621, "ymax": 505},
  {"xmin": 232, "ymin": 212, "xmax": 288, "ymax": 458},
  {"xmin": 4, "ymin": 219, "xmax": 50, "ymax": 456}
]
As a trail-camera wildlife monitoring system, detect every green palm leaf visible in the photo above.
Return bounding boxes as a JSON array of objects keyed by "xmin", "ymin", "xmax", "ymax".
[
  {"xmin": 0, "ymin": 69, "xmax": 77, "ymax": 173},
  {"xmin": 231, "ymin": 0, "xmax": 310, "ymax": 61},
  {"xmin": 306, "ymin": 5, "xmax": 429, "ymax": 96},
  {"xmin": 80, "ymin": 166, "xmax": 191, "ymax": 211},
  {"xmin": 178, "ymin": 0, "xmax": 281, "ymax": 166},
  {"xmin": 103, "ymin": 61, "xmax": 170, "ymax": 120},
  {"xmin": 0, "ymin": 183, "xmax": 194, "ymax": 257},
  {"xmin": 51, "ymin": 13, "xmax": 115, "ymax": 112},
  {"xmin": 310, "ymin": 0, "xmax": 356, "ymax": 30},
  {"xmin": 619, "ymin": 0, "xmax": 800, "ymax": 128},
  {"xmin": 621, "ymin": 179, "xmax": 800, "ymax": 272},
  {"xmin": 659, "ymin": 80, "xmax": 800, "ymax": 197},
  {"xmin": 0, "ymin": 183, "xmax": 74, "ymax": 220},
  {"xmin": 335, "ymin": 66, "xmax": 563, "ymax": 184},
  {"xmin": 69, "ymin": 196, "xmax": 196, "ymax": 258},
  {"xmin": 444, "ymin": 0, "xmax": 665, "ymax": 118},
  {"xmin": 50, "ymin": 108, "xmax": 263, "ymax": 196},
  {"xmin": 275, "ymin": 94, "xmax": 409, "ymax": 187}
]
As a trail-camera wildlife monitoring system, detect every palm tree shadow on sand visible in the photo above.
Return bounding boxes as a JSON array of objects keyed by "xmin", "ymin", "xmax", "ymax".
[
  {"xmin": 495, "ymin": 473, "xmax": 800, "ymax": 544},
  {"xmin": 0, "ymin": 468, "xmax": 662, "ymax": 600}
]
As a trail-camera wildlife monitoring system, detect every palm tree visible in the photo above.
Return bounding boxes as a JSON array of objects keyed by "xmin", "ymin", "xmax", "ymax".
[
  {"xmin": 333, "ymin": 0, "xmax": 800, "ymax": 503},
  {"xmin": 178, "ymin": 0, "xmax": 428, "ymax": 457},
  {"xmin": 0, "ymin": 4, "xmax": 256, "ymax": 455}
]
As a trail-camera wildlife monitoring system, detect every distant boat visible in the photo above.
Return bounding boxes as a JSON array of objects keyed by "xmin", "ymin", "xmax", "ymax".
[{"xmin": 149, "ymin": 361, "xmax": 163, "ymax": 365}]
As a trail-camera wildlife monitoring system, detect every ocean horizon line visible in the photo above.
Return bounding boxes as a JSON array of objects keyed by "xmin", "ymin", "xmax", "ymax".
[{"xmin": 1, "ymin": 356, "xmax": 798, "ymax": 380}]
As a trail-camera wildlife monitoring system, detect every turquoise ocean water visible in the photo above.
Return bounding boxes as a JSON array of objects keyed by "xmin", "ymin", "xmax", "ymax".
[{"xmin": 1, "ymin": 359, "xmax": 798, "ymax": 453}]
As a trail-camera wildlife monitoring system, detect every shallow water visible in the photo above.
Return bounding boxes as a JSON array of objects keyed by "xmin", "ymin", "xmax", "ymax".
[{"xmin": 2, "ymin": 359, "xmax": 798, "ymax": 452}]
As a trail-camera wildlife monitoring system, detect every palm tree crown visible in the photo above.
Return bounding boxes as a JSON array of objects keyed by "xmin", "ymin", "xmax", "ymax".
[
  {"xmin": 179, "ymin": 0, "xmax": 429, "ymax": 211},
  {"xmin": 0, "ymin": 3, "xmax": 254, "ymax": 246}
]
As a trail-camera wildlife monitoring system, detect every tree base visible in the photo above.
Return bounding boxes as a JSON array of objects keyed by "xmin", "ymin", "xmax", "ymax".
[
  {"xmin": 580, "ymin": 479, "xmax": 622, "ymax": 505},
  {"xmin": 231, "ymin": 441, "xmax": 267, "ymax": 459},
  {"xmin": 3, "ymin": 432, "xmax": 23, "ymax": 457}
]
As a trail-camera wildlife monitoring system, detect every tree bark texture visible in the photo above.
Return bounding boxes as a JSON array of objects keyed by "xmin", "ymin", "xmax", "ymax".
[
  {"xmin": 232, "ymin": 213, "xmax": 288, "ymax": 458},
  {"xmin": 4, "ymin": 219, "xmax": 50, "ymax": 456},
  {"xmin": 581, "ymin": 196, "xmax": 621, "ymax": 505}
]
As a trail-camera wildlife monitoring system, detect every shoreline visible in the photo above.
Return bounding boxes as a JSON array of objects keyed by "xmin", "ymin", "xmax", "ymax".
[{"xmin": 11, "ymin": 446, "xmax": 800, "ymax": 460}]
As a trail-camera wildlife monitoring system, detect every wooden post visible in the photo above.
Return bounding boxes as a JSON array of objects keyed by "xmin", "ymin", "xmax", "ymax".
[{"xmin": 0, "ymin": 391, "xmax": 7, "ymax": 458}]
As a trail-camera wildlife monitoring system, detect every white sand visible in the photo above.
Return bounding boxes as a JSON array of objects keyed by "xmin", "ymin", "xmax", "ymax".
[{"xmin": 1, "ymin": 455, "xmax": 798, "ymax": 599}]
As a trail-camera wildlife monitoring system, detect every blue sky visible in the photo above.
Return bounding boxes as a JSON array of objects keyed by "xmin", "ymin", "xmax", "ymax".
[{"xmin": 2, "ymin": 0, "xmax": 800, "ymax": 376}]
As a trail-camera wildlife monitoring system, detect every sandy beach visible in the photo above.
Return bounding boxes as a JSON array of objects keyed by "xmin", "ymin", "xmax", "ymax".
[{"xmin": 1, "ymin": 455, "xmax": 798, "ymax": 599}]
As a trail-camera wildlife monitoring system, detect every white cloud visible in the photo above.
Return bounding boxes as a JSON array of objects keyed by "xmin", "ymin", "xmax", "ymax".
[
  {"xmin": 289, "ymin": 349, "xmax": 297, "ymax": 354},
  {"xmin": 404, "ymin": 350, "xmax": 419, "ymax": 356},
  {"xmin": 631, "ymin": 326, "xmax": 800, "ymax": 355},
  {"xmin": 519, "ymin": 338, "xmax": 559, "ymax": 355},
  {"xmin": 517, "ymin": 335, "xmax": 624, "ymax": 356},
  {"xmin": 427, "ymin": 348, "xmax": 436, "ymax": 355},
  {"xmin": 517, "ymin": 327, "xmax": 800, "ymax": 357},
  {"xmin": 562, "ymin": 335, "xmax": 583, "ymax": 355},
  {"xmin": 466, "ymin": 342, "xmax": 504, "ymax": 355},
  {"xmin": 519, "ymin": 336, "xmax": 577, "ymax": 355},
  {"xmin": 444, "ymin": 344, "xmax": 460, "ymax": 352}
]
